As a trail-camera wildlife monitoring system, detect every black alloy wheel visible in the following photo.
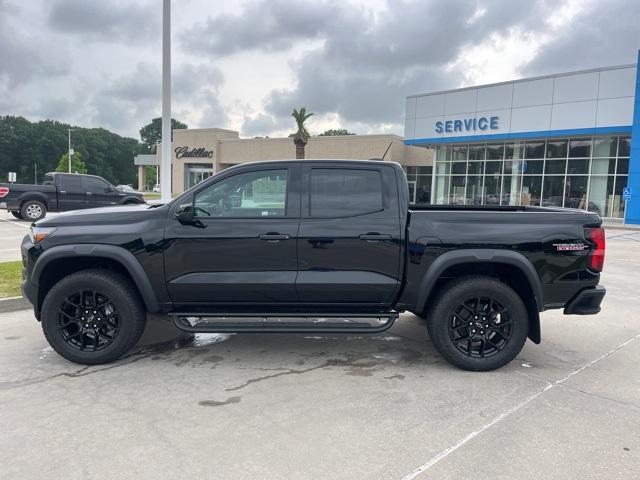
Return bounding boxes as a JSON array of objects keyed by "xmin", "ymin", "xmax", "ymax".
[
  {"xmin": 57, "ymin": 289, "xmax": 120, "ymax": 352},
  {"xmin": 41, "ymin": 269, "xmax": 146, "ymax": 364},
  {"xmin": 426, "ymin": 276, "xmax": 528, "ymax": 371},
  {"xmin": 447, "ymin": 296, "xmax": 512, "ymax": 358}
]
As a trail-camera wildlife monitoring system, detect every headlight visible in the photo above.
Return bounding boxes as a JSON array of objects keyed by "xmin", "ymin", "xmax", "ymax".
[{"xmin": 29, "ymin": 226, "xmax": 57, "ymax": 243}]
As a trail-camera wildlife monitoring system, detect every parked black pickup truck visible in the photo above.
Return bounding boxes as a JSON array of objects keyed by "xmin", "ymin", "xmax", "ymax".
[
  {"xmin": 20, "ymin": 160, "xmax": 606, "ymax": 370},
  {"xmin": 0, "ymin": 172, "xmax": 145, "ymax": 221}
]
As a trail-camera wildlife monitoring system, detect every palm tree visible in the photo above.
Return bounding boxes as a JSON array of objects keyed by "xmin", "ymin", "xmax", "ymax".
[{"xmin": 291, "ymin": 107, "xmax": 313, "ymax": 159}]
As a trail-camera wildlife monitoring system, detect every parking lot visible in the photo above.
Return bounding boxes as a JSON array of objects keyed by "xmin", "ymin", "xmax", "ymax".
[{"xmin": 1, "ymin": 215, "xmax": 639, "ymax": 479}]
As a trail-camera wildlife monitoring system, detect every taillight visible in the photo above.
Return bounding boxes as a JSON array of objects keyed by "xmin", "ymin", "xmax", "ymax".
[
  {"xmin": 586, "ymin": 227, "xmax": 605, "ymax": 273},
  {"xmin": 0, "ymin": 187, "xmax": 8, "ymax": 198}
]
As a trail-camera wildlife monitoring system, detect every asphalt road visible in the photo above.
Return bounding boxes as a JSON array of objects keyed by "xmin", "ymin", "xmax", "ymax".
[{"xmin": 1, "ymin": 224, "xmax": 639, "ymax": 479}]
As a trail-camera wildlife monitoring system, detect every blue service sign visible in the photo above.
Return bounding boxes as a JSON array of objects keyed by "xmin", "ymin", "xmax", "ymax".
[{"xmin": 623, "ymin": 187, "xmax": 631, "ymax": 201}]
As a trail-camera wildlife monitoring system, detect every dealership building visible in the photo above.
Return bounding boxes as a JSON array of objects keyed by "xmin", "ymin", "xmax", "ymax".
[
  {"xmin": 404, "ymin": 54, "xmax": 640, "ymax": 222},
  {"xmin": 136, "ymin": 128, "xmax": 433, "ymax": 197}
]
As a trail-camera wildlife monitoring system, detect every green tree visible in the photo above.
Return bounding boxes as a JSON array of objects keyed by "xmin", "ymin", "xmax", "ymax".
[
  {"xmin": 319, "ymin": 128, "xmax": 355, "ymax": 136},
  {"xmin": 139, "ymin": 117, "xmax": 188, "ymax": 152},
  {"xmin": 55, "ymin": 151, "xmax": 87, "ymax": 174},
  {"xmin": 291, "ymin": 107, "xmax": 313, "ymax": 159},
  {"xmin": 0, "ymin": 116, "xmax": 142, "ymax": 185}
]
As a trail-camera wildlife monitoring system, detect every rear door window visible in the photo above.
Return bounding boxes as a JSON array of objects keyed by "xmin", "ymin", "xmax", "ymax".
[
  {"xmin": 310, "ymin": 168, "xmax": 383, "ymax": 217},
  {"xmin": 58, "ymin": 175, "xmax": 83, "ymax": 193}
]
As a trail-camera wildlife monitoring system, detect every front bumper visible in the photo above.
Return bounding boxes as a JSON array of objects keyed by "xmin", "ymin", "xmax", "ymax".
[{"xmin": 564, "ymin": 285, "xmax": 606, "ymax": 315}]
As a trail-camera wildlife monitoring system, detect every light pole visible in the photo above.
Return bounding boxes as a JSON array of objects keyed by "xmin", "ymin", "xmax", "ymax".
[
  {"xmin": 67, "ymin": 128, "xmax": 73, "ymax": 173},
  {"xmin": 160, "ymin": 0, "xmax": 172, "ymax": 202}
]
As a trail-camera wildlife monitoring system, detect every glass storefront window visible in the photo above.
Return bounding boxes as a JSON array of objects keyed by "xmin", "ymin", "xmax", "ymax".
[
  {"xmin": 484, "ymin": 175, "xmax": 501, "ymax": 205},
  {"xmin": 451, "ymin": 146, "xmax": 467, "ymax": 161},
  {"xmin": 502, "ymin": 174, "xmax": 522, "ymax": 206},
  {"xmin": 568, "ymin": 159, "xmax": 589, "ymax": 175},
  {"xmin": 542, "ymin": 176, "xmax": 565, "ymax": 207},
  {"xmin": 618, "ymin": 137, "xmax": 631, "ymax": 157},
  {"xmin": 452, "ymin": 162, "xmax": 466, "ymax": 175},
  {"xmin": 593, "ymin": 137, "xmax": 617, "ymax": 157},
  {"xmin": 466, "ymin": 174, "xmax": 483, "ymax": 205},
  {"xmin": 505, "ymin": 143, "xmax": 525, "ymax": 159},
  {"xmin": 485, "ymin": 161, "xmax": 502, "ymax": 176},
  {"xmin": 617, "ymin": 158, "xmax": 629, "ymax": 175},
  {"xmin": 588, "ymin": 176, "xmax": 614, "ymax": 217},
  {"xmin": 545, "ymin": 159, "xmax": 566, "ymax": 175},
  {"xmin": 430, "ymin": 135, "xmax": 629, "ymax": 217},
  {"xmin": 546, "ymin": 140, "xmax": 568, "ymax": 158},
  {"xmin": 569, "ymin": 139, "xmax": 591, "ymax": 157},
  {"xmin": 591, "ymin": 158, "xmax": 615, "ymax": 175},
  {"xmin": 436, "ymin": 145, "xmax": 448, "ymax": 161},
  {"xmin": 565, "ymin": 176, "xmax": 588, "ymax": 209},
  {"xmin": 468, "ymin": 145, "xmax": 485, "ymax": 161},
  {"xmin": 524, "ymin": 160, "xmax": 543, "ymax": 175},
  {"xmin": 184, "ymin": 163, "xmax": 214, "ymax": 190},
  {"xmin": 434, "ymin": 175, "xmax": 449, "ymax": 204},
  {"xmin": 525, "ymin": 141, "xmax": 545, "ymax": 159},
  {"xmin": 467, "ymin": 162, "xmax": 483, "ymax": 175},
  {"xmin": 449, "ymin": 176, "xmax": 466, "ymax": 204},
  {"xmin": 613, "ymin": 176, "xmax": 628, "ymax": 218},
  {"xmin": 486, "ymin": 144, "xmax": 504, "ymax": 160},
  {"xmin": 521, "ymin": 176, "xmax": 542, "ymax": 206}
]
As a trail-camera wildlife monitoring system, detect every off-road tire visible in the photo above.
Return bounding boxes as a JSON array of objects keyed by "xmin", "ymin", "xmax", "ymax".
[
  {"xmin": 426, "ymin": 276, "xmax": 528, "ymax": 371},
  {"xmin": 41, "ymin": 269, "xmax": 146, "ymax": 365}
]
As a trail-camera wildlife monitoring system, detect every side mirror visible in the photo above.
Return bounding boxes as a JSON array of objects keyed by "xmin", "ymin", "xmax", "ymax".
[
  {"xmin": 174, "ymin": 203, "xmax": 206, "ymax": 228},
  {"xmin": 105, "ymin": 186, "xmax": 114, "ymax": 193}
]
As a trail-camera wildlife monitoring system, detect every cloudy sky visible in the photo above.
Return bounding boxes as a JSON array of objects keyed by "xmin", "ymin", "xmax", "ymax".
[{"xmin": 1, "ymin": 0, "xmax": 638, "ymax": 140}]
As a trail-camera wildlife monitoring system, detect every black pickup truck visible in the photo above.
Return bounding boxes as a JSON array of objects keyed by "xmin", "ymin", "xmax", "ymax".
[
  {"xmin": 0, "ymin": 172, "xmax": 145, "ymax": 221},
  {"xmin": 20, "ymin": 160, "xmax": 606, "ymax": 370}
]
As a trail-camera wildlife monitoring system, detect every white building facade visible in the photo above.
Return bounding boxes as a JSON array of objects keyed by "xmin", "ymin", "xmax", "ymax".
[{"xmin": 404, "ymin": 56, "xmax": 640, "ymax": 222}]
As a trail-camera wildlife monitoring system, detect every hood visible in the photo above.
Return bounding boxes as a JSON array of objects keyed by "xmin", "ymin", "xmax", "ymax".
[{"xmin": 36, "ymin": 204, "xmax": 169, "ymax": 227}]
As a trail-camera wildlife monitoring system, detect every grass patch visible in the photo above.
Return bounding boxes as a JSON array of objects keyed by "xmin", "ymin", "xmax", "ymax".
[
  {"xmin": 0, "ymin": 261, "xmax": 22, "ymax": 298},
  {"xmin": 143, "ymin": 193, "xmax": 161, "ymax": 200}
]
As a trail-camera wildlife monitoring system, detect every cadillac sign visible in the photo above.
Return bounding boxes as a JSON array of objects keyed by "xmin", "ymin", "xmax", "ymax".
[{"xmin": 174, "ymin": 146, "xmax": 214, "ymax": 159}]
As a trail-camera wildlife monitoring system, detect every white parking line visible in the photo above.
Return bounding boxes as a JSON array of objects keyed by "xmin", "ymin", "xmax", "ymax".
[
  {"xmin": 400, "ymin": 333, "xmax": 640, "ymax": 480},
  {"xmin": 0, "ymin": 218, "xmax": 30, "ymax": 229}
]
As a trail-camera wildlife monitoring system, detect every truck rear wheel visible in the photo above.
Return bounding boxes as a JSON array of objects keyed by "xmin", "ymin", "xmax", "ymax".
[
  {"xmin": 20, "ymin": 200, "xmax": 46, "ymax": 221},
  {"xmin": 426, "ymin": 276, "xmax": 528, "ymax": 371},
  {"xmin": 41, "ymin": 269, "xmax": 147, "ymax": 365}
]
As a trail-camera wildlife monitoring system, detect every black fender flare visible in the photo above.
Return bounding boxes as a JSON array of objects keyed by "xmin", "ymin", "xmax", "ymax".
[
  {"xmin": 18, "ymin": 191, "xmax": 50, "ymax": 207},
  {"xmin": 32, "ymin": 244, "xmax": 160, "ymax": 312},
  {"xmin": 416, "ymin": 249, "xmax": 543, "ymax": 313}
]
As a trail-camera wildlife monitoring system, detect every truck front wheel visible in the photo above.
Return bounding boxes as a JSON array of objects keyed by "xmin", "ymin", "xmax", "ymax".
[
  {"xmin": 426, "ymin": 276, "xmax": 528, "ymax": 371},
  {"xmin": 20, "ymin": 200, "xmax": 47, "ymax": 221},
  {"xmin": 41, "ymin": 269, "xmax": 147, "ymax": 365}
]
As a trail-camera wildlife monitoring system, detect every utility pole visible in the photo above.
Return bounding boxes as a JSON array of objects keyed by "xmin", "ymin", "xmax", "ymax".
[
  {"xmin": 68, "ymin": 128, "xmax": 73, "ymax": 173},
  {"xmin": 160, "ymin": 0, "xmax": 172, "ymax": 202}
]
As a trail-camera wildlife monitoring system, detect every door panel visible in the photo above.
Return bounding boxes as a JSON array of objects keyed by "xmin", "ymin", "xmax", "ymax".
[
  {"xmin": 164, "ymin": 164, "xmax": 301, "ymax": 305},
  {"xmin": 296, "ymin": 164, "xmax": 402, "ymax": 306},
  {"xmin": 57, "ymin": 174, "xmax": 86, "ymax": 210},
  {"xmin": 83, "ymin": 176, "xmax": 121, "ymax": 207}
]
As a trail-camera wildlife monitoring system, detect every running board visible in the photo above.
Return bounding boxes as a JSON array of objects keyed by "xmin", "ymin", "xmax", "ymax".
[{"xmin": 170, "ymin": 311, "xmax": 399, "ymax": 333}]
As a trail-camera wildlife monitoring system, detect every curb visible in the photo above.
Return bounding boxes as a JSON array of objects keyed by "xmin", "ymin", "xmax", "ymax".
[{"xmin": 0, "ymin": 296, "xmax": 31, "ymax": 313}]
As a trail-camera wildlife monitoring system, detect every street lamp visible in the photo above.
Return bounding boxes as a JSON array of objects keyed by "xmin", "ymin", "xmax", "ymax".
[
  {"xmin": 68, "ymin": 128, "xmax": 74, "ymax": 173},
  {"xmin": 160, "ymin": 0, "xmax": 172, "ymax": 202}
]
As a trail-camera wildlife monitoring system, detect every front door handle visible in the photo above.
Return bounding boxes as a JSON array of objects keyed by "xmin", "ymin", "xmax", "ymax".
[
  {"xmin": 359, "ymin": 233, "xmax": 392, "ymax": 242},
  {"xmin": 259, "ymin": 233, "xmax": 290, "ymax": 242}
]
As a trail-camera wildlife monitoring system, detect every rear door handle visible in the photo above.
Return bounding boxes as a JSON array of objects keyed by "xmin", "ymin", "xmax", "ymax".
[
  {"xmin": 259, "ymin": 233, "xmax": 290, "ymax": 242},
  {"xmin": 359, "ymin": 233, "xmax": 392, "ymax": 241}
]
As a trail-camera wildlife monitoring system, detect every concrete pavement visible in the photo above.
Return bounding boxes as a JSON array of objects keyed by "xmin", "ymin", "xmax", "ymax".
[{"xmin": 0, "ymin": 225, "xmax": 639, "ymax": 479}]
